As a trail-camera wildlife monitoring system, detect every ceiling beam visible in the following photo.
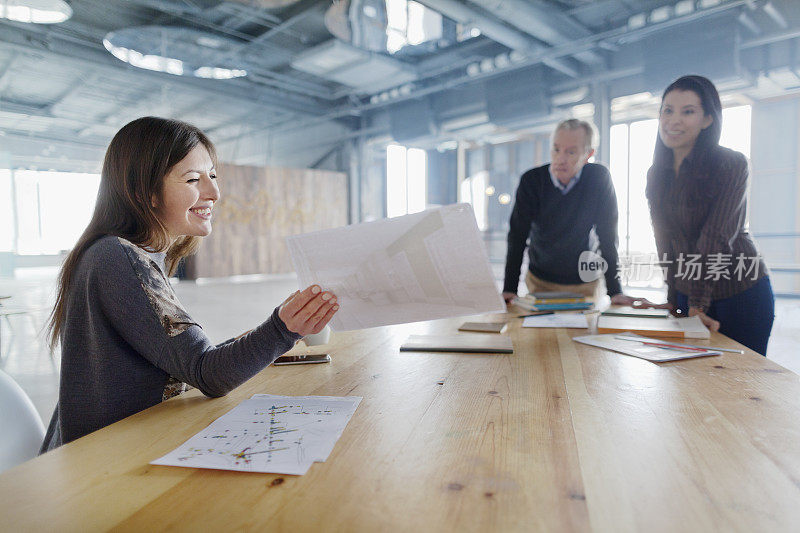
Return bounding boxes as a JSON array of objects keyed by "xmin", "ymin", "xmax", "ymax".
[
  {"xmin": 0, "ymin": 126, "xmax": 107, "ymax": 149},
  {"xmin": 0, "ymin": 51, "xmax": 18, "ymax": 93},
  {"xmin": 124, "ymin": 0, "xmax": 282, "ymax": 25},
  {"xmin": 44, "ymin": 71, "xmax": 100, "ymax": 114},
  {"xmin": 472, "ymin": 0, "xmax": 603, "ymax": 65},
  {"xmin": 205, "ymin": 0, "xmax": 326, "ymax": 68},
  {"xmin": 204, "ymin": 107, "xmax": 295, "ymax": 138},
  {"xmin": 414, "ymin": 0, "xmax": 580, "ymax": 77},
  {"xmin": 0, "ymin": 97, "xmax": 116, "ymax": 145},
  {"xmin": 222, "ymin": 0, "xmax": 324, "ymax": 47}
]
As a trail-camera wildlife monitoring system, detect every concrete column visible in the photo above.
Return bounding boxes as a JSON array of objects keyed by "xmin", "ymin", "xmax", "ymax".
[
  {"xmin": 592, "ymin": 82, "xmax": 611, "ymax": 166},
  {"xmin": 456, "ymin": 141, "xmax": 467, "ymax": 202},
  {"xmin": 348, "ymin": 118, "xmax": 366, "ymax": 224}
]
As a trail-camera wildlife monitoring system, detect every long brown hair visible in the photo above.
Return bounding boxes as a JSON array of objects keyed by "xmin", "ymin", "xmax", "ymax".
[{"xmin": 47, "ymin": 116, "xmax": 218, "ymax": 349}]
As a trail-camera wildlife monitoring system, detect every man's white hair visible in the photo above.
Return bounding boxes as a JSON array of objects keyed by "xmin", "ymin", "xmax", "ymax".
[{"xmin": 551, "ymin": 118, "xmax": 598, "ymax": 154}]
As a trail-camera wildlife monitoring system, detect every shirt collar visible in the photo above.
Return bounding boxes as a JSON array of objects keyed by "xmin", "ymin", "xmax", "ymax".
[
  {"xmin": 549, "ymin": 165, "xmax": 584, "ymax": 195},
  {"xmin": 145, "ymin": 249, "xmax": 168, "ymax": 275}
]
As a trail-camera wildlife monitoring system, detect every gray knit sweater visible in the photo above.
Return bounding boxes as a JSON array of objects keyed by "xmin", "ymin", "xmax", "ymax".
[{"xmin": 40, "ymin": 236, "xmax": 301, "ymax": 452}]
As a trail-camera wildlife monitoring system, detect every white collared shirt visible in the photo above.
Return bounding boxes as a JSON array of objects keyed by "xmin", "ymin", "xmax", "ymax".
[{"xmin": 549, "ymin": 165, "xmax": 584, "ymax": 195}]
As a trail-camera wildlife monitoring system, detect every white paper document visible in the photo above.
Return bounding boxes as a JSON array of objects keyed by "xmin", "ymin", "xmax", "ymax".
[
  {"xmin": 286, "ymin": 203, "xmax": 506, "ymax": 331},
  {"xmin": 151, "ymin": 394, "xmax": 362, "ymax": 475},
  {"xmin": 522, "ymin": 313, "xmax": 588, "ymax": 328},
  {"xmin": 573, "ymin": 334, "xmax": 721, "ymax": 362}
]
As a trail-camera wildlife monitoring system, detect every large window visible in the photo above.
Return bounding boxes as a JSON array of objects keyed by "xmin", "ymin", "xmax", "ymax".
[
  {"xmin": 0, "ymin": 170, "xmax": 13, "ymax": 252},
  {"xmin": 1, "ymin": 169, "xmax": 100, "ymax": 255},
  {"xmin": 610, "ymin": 119, "xmax": 659, "ymax": 257},
  {"xmin": 386, "ymin": 144, "xmax": 427, "ymax": 218},
  {"xmin": 460, "ymin": 138, "xmax": 548, "ymax": 262},
  {"xmin": 386, "ymin": 0, "xmax": 443, "ymax": 54}
]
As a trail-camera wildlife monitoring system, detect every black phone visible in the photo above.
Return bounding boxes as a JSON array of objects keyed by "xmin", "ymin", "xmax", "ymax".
[{"xmin": 273, "ymin": 354, "xmax": 331, "ymax": 365}]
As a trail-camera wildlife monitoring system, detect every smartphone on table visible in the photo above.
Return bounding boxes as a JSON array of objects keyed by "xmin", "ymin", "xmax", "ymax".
[{"xmin": 273, "ymin": 354, "xmax": 331, "ymax": 365}]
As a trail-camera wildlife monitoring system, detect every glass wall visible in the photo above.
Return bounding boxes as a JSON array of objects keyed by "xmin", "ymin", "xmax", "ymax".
[
  {"xmin": 0, "ymin": 170, "xmax": 13, "ymax": 252},
  {"xmin": 460, "ymin": 136, "xmax": 548, "ymax": 262},
  {"xmin": 386, "ymin": 144, "xmax": 427, "ymax": 218},
  {"xmin": 1, "ymin": 170, "xmax": 100, "ymax": 255}
]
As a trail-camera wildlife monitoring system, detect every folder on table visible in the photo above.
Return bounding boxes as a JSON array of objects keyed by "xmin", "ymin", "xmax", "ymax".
[
  {"xmin": 400, "ymin": 334, "xmax": 514, "ymax": 353},
  {"xmin": 515, "ymin": 301, "xmax": 593, "ymax": 312},
  {"xmin": 514, "ymin": 295, "xmax": 592, "ymax": 312},
  {"xmin": 596, "ymin": 315, "xmax": 710, "ymax": 339},
  {"xmin": 601, "ymin": 308, "xmax": 671, "ymax": 319},
  {"xmin": 458, "ymin": 321, "xmax": 508, "ymax": 333},
  {"xmin": 531, "ymin": 291, "xmax": 583, "ymax": 299}
]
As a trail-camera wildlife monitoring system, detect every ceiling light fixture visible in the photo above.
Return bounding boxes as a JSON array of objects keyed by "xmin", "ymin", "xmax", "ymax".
[
  {"xmin": 103, "ymin": 26, "xmax": 248, "ymax": 80},
  {"xmin": 0, "ymin": 0, "xmax": 72, "ymax": 24}
]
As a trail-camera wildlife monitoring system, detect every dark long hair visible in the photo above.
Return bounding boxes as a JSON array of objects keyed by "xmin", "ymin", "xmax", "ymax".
[
  {"xmin": 47, "ymin": 117, "xmax": 217, "ymax": 349},
  {"xmin": 652, "ymin": 74, "xmax": 723, "ymax": 170}
]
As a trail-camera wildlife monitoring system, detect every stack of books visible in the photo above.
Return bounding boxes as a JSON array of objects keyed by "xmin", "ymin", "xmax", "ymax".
[{"xmin": 514, "ymin": 291, "xmax": 593, "ymax": 312}]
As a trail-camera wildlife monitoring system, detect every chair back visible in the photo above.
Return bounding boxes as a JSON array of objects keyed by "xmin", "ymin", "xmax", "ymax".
[{"xmin": 0, "ymin": 370, "xmax": 46, "ymax": 472}]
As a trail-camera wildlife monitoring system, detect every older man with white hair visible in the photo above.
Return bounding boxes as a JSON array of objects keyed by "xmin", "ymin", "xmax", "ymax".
[{"xmin": 503, "ymin": 118, "xmax": 651, "ymax": 307}]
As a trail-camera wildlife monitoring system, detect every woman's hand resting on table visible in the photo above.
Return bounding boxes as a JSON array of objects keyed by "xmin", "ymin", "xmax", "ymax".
[
  {"xmin": 638, "ymin": 302, "xmax": 720, "ymax": 332},
  {"xmin": 279, "ymin": 285, "xmax": 339, "ymax": 336},
  {"xmin": 609, "ymin": 293, "xmax": 662, "ymax": 308},
  {"xmin": 688, "ymin": 306, "xmax": 720, "ymax": 332}
]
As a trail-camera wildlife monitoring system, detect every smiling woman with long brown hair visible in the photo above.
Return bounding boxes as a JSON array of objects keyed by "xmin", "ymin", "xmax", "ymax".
[
  {"xmin": 646, "ymin": 75, "xmax": 774, "ymax": 355},
  {"xmin": 41, "ymin": 117, "xmax": 338, "ymax": 452}
]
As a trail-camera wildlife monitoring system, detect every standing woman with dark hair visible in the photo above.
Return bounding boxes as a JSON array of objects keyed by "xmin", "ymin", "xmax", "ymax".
[
  {"xmin": 646, "ymin": 75, "xmax": 774, "ymax": 355},
  {"xmin": 41, "ymin": 117, "xmax": 339, "ymax": 452}
]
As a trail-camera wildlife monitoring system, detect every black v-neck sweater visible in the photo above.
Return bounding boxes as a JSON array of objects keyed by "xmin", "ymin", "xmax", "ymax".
[{"xmin": 503, "ymin": 163, "xmax": 622, "ymax": 296}]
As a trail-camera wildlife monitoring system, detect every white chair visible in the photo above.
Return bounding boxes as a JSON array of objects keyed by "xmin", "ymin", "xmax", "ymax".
[{"xmin": 0, "ymin": 369, "xmax": 45, "ymax": 472}]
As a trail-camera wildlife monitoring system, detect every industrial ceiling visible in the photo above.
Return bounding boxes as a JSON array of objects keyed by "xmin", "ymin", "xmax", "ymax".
[{"xmin": 1, "ymin": 0, "xmax": 800, "ymax": 171}]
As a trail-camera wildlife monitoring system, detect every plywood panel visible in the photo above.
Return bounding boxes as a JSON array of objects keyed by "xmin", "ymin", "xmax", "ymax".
[{"xmin": 185, "ymin": 163, "xmax": 347, "ymax": 278}]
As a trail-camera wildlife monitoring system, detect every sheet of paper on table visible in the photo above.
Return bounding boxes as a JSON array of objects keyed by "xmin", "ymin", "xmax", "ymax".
[
  {"xmin": 573, "ymin": 333, "xmax": 721, "ymax": 362},
  {"xmin": 522, "ymin": 313, "xmax": 588, "ymax": 328},
  {"xmin": 286, "ymin": 203, "xmax": 506, "ymax": 331},
  {"xmin": 151, "ymin": 394, "xmax": 362, "ymax": 475}
]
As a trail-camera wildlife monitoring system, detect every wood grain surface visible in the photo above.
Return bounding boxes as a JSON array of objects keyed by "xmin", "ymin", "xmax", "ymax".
[{"xmin": 1, "ymin": 313, "xmax": 798, "ymax": 532}]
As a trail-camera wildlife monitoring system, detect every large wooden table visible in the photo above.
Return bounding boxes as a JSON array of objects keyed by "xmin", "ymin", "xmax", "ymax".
[{"xmin": 2, "ymin": 312, "xmax": 799, "ymax": 531}]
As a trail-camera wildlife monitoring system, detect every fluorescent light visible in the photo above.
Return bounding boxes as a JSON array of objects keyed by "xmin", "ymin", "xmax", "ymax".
[
  {"xmin": 103, "ymin": 39, "xmax": 186, "ymax": 77},
  {"xmin": 194, "ymin": 66, "xmax": 246, "ymax": 79},
  {"xmin": 103, "ymin": 27, "xmax": 248, "ymax": 80},
  {"xmin": 0, "ymin": 0, "xmax": 72, "ymax": 24}
]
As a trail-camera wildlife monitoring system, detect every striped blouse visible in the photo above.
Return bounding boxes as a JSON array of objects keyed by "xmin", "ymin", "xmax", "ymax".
[{"xmin": 645, "ymin": 145, "xmax": 767, "ymax": 311}]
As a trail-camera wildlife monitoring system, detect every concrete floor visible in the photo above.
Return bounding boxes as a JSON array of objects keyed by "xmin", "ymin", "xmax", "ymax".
[{"xmin": 2, "ymin": 268, "xmax": 799, "ymax": 425}]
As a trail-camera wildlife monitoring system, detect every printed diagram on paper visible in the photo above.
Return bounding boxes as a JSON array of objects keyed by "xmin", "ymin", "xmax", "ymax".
[
  {"xmin": 151, "ymin": 394, "xmax": 362, "ymax": 475},
  {"xmin": 286, "ymin": 203, "xmax": 505, "ymax": 331}
]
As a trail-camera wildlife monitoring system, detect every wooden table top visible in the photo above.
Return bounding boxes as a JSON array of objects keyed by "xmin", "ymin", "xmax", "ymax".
[{"xmin": 2, "ymin": 312, "xmax": 799, "ymax": 532}]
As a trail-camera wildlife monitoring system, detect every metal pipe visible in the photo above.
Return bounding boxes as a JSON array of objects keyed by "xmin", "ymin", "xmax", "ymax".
[
  {"xmin": 473, "ymin": 0, "xmax": 602, "ymax": 65},
  {"xmin": 740, "ymin": 28, "xmax": 800, "ymax": 49}
]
